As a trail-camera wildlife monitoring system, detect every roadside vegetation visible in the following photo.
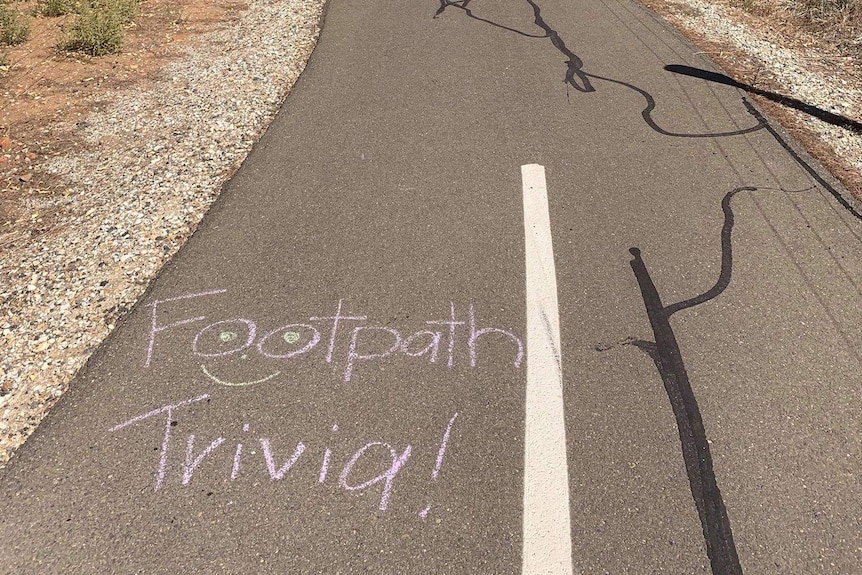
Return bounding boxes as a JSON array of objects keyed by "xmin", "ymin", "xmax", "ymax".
[
  {"xmin": 37, "ymin": 0, "xmax": 76, "ymax": 17},
  {"xmin": 787, "ymin": 0, "xmax": 859, "ymax": 27},
  {"xmin": 61, "ymin": 0, "xmax": 139, "ymax": 55},
  {"xmin": 0, "ymin": 2, "xmax": 31, "ymax": 45},
  {"xmin": 0, "ymin": 0, "xmax": 138, "ymax": 53},
  {"xmin": 736, "ymin": 0, "xmax": 861, "ymax": 52}
]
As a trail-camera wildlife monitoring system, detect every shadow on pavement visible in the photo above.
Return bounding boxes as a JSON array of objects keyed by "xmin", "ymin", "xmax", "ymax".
[{"xmin": 665, "ymin": 64, "xmax": 862, "ymax": 135}]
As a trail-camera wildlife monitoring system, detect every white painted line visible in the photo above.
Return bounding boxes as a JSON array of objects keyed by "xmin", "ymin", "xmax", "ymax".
[{"xmin": 521, "ymin": 164, "xmax": 573, "ymax": 575}]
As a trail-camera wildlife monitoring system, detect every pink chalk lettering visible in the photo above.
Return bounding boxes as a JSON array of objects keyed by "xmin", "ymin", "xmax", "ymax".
[
  {"xmin": 110, "ymin": 394, "xmax": 210, "ymax": 491},
  {"xmin": 256, "ymin": 323, "xmax": 321, "ymax": 359},
  {"xmin": 182, "ymin": 434, "xmax": 226, "ymax": 485},
  {"xmin": 468, "ymin": 303, "xmax": 524, "ymax": 368},
  {"xmin": 339, "ymin": 442, "xmax": 413, "ymax": 511},
  {"xmin": 433, "ymin": 413, "xmax": 458, "ymax": 480},
  {"xmin": 319, "ymin": 448, "xmax": 333, "ymax": 483},
  {"xmin": 193, "ymin": 318, "xmax": 257, "ymax": 357},
  {"xmin": 231, "ymin": 445, "xmax": 243, "ymax": 480},
  {"xmin": 309, "ymin": 299, "xmax": 368, "ymax": 364},
  {"xmin": 419, "ymin": 413, "xmax": 459, "ymax": 519},
  {"xmin": 426, "ymin": 302, "xmax": 464, "ymax": 368},
  {"xmin": 343, "ymin": 326, "xmax": 402, "ymax": 382},
  {"xmin": 400, "ymin": 330, "xmax": 442, "ymax": 363},
  {"xmin": 231, "ymin": 423, "xmax": 250, "ymax": 480},
  {"xmin": 144, "ymin": 289, "xmax": 226, "ymax": 367},
  {"xmin": 145, "ymin": 296, "xmax": 524, "ymax": 381},
  {"xmin": 260, "ymin": 438, "xmax": 306, "ymax": 480},
  {"xmin": 319, "ymin": 424, "xmax": 339, "ymax": 483},
  {"xmin": 113, "ymin": 395, "xmax": 462, "ymax": 516}
]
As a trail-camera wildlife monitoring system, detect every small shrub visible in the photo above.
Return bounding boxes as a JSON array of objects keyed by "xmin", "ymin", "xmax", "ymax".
[
  {"xmin": 61, "ymin": 0, "xmax": 138, "ymax": 56},
  {"xmin": 88, "ymin": 0, "xmax": 139, "ymax": 23},
  {"xmin": 37, "ymin": 0, "xmax": 77, "ymax": 17},
  {"xmin": 0, "ymin": 4, "xmax": 31, "ymax": 45},
  {"xmin": 104, "ymin": 0, "xmax": 138, "ymax": 22}
]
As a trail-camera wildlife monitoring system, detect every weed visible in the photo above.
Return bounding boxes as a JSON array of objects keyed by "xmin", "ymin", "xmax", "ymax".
[
  {"xmin": 730, "ymin": 0, "xmax": 760, "ymax": 11},
  {"xmin": 61, "ymin": 0, "xmax": 138, "ymax": 56},
  {"xmin": 0, "ymin": 4, "xmax": 30, "ymax": 45},
  {"xmin": 91, "ymin": 0, "xmax": 138, "ymax": 23},
  {"xmin": 37, "ymin": 0, "xmax": 78, "ymax": 17}
]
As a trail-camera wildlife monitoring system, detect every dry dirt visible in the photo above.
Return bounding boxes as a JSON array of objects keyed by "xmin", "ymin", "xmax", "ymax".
[
  {"xmin": 0, "ymin": 0, "xmax": 326, "ymax": 465},
  {"xmin": 0, "ymin": 0, "xmax": 246, "ymax": 244}
]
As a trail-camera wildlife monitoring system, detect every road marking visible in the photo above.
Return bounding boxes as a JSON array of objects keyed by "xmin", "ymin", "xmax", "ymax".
[{"xmin": 521, "ymin": 164, "xmax": 573, "ymax": 574}]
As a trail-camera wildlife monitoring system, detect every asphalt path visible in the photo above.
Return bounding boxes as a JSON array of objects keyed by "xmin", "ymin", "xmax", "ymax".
[{"xmin": 2, "ymin": 0, "xmax": 862, "ymax": 573}]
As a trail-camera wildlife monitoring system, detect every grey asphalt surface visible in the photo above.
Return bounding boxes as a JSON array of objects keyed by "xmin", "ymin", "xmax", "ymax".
[{"xmin": 2, "ymin": 0, "xmax": 862, "ymax": 573}]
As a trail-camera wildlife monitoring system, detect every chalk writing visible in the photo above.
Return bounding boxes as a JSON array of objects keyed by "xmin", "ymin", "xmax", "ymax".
[
  {"xmin": 433, "ymin": 413, "xmax": 458, "ymax": 480},
  {"xmin": 344, "ymin": 326, "xmax": 402, "ymax": 382},
  {"xmin": 230, "ymin": 423, "xmax": 250, "ymax": 480},
  {"xmin": 261, "ymin": 438, "xmax": 306, "ymax": 480},
  {"xmin": 339, "ymin": 443, "xmax": 412, "ymax": 511},
  {"xmin": 145, "ymin": 290, "xmax": 227, "ymax": 367},
  {"xmin": 421, "ymin": 412, "xmax": 459, "ymax": 519},
  {"xmin": 199, "ymin": 365, "xmax": 281, "ymax": 387},
  {"xmin": 144, "ymin": 293, "xmax": 524, "ymax": 385},
  {"xmin": 310, "ymin": 299, "xmax": 367, "ymax": 364},
  {"xmin": 109, "ymin": 393, "xmax": 211, "ymax": 491},
  {"xmin": 318, "ymin": 424, "xmax": 339, "ymax": 483},
  {"xmin": 183, "ymin": 435, "xmax": 226, "ymax": 485},
  {"xmin": 111, "ymin": 396, "xmax": 459, "ymax": 517}
]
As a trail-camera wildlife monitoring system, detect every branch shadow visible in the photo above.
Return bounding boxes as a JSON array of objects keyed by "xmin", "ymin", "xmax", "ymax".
[
  {"xmin": 665, "ymin": 64, "xmax": 862, "ymax": 135},
  {"xmin": 435, "ymin": 0, "xmax": 764, "ymax": 137},
  {"xmin": 611, "ymin": 186, "xmax": 810, "ymax": 575},
  {"xmin": 434, "ymin": 0, "xmax": 862, "ymax": 218},
  {"xmin": 434, "ymin": 0, "xmax": 549, "ymax": 38}
]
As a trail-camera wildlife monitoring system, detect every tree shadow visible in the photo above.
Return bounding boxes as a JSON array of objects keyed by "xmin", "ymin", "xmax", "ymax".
[
  {"xmin": 435, "ymin": 0, "xmax": 765, "ymax": 137},
  {"xmin": 665, "ymin": 64, "xmax": 862, "ymax": 135},
  {"xmin": 619, "ymin": 186, "xmax": 760, "ymax": 575},
  {"xmin": 608, "ymin": 185, "xmax": 812, "ymax": 575}
]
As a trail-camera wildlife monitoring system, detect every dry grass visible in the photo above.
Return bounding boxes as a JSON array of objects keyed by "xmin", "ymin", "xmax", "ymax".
[
  {"xmin": 738, "ymin": 0, "xmax": 862, "ymax": 52},
  {"xmin": 0, "ymin": 0, "xmax": 139, "ymax": 54},
  {"xmin": 786, "ymin": 0, "xmax": 860, "ymax": 23}
]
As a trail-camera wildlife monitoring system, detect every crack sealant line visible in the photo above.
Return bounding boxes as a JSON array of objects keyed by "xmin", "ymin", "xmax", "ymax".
[{"xmin": 521, "ymin": 163, "xmax": 574, "ymax": 575}]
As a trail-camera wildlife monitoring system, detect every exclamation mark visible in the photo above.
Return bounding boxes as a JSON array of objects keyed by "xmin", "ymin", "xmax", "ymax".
[{"xmin": 419, "ymin": 412, "xmax": 459, "ymax": 520}]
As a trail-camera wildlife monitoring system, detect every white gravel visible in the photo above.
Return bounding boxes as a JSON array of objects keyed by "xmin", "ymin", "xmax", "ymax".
[
  {"xmin": 0, "ymin": 0, "xmax": 326, "ymax": 465},
  {"xmin": 662, "ymin": 0, "xmax": 862, "ymax": 172}
]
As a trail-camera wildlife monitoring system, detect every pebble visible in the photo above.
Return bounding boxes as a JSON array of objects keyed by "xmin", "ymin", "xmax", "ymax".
[{"xmin": 0, "ymin": 0, "xmax": 327, "ymax": 467}]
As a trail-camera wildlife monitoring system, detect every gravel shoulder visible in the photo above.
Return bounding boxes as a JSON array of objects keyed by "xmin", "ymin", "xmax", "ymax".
[{"xmin": 0, "ymin": 0, "xmax": 326, "ymax": 465}]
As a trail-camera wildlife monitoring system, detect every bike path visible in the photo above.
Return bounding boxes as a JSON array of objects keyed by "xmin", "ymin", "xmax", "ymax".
[{"xmin": 2, "ymin": 0, "xmax": 861, "ymax": 573}]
